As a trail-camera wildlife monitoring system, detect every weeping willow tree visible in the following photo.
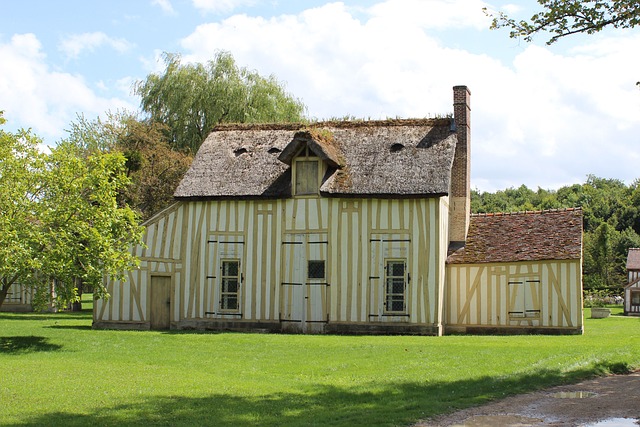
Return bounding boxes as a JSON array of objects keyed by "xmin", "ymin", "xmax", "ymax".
[{"xmin": 134, "ymin": 51, "xmax": 307, "ymax": 154}]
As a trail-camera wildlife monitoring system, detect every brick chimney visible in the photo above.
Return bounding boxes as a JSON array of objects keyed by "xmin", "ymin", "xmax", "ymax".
[{"xmin": 449, "ymin": 85, "xmax": 471, "ymax": 245}]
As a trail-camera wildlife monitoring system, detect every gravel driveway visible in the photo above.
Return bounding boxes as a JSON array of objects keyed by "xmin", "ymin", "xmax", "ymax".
[{"xmin": 417, "ymin": 371, "xmax": 640, "ymax": 426}]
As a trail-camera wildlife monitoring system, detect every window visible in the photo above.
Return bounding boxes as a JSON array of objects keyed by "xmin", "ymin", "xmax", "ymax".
[
  {"xmin": 632, "ymin": 291, "xmax": 640, "ymax": 306},
  {"xmin": 295, "ymin": 160, "xmax": 319, "ymax": 195},
  {"xmin": 308, "ymin": 260, "xmax": 325, "ymax": 279},
  {"xmin": 508, "ymin": 278, "xmax": 541, "ymax": 318},
  {"xmin": 385, "ymin": 260, "xmax": 406, "ymax": 313},
  {"xmin": 220, "ymin": 260, "xmax": 240, "ymax": 311}
]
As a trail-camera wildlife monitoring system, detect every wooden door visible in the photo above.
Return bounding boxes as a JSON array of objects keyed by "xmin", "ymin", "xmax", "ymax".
[
  {"xmin": 150, "ymin": 275, "xmax": 171, "ymax": 330},
  {"xmin": 281, "ymin": 234, "xmax": 328, "ymax": 333},
  {"xmin": 281, "ymin": 234, "xmax": 305, "ymax": 332},
  {"xmin": 305, "ymin": 237, "xmax": 328, "ymax": 333}
]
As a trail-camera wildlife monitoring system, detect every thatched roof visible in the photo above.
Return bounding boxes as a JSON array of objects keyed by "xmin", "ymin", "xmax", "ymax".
[
  {"xmin": 447, "ymin": 208, "xmax": 583, "ymax": 264},
  {"xmin": 174, "ymin": 119, "xmax": 457, "ymax": 199}
]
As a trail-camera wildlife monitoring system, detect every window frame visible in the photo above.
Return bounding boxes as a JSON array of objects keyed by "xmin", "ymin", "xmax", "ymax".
[
  {"xmin": 219, "ymin": 258, "xmax": 241, "ymax": 313},
  {"xmin": 384, "ymin": 258, "xmax": 407, "ymax": 314},
  {"xmin": 292, "ymin": 147, "xmax": 322, "ymax": 197},
  {"xmin": 631, "ymin": 290, "xmax": 640, "ymax": 306}
]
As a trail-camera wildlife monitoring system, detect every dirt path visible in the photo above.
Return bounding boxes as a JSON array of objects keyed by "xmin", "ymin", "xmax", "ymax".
[{"xmin": 417, "ymin": 371, "xmax": 640, "ymax": 426}]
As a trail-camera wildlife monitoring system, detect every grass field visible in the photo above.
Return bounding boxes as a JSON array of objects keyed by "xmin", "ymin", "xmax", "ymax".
[{"xmin": 1, "ymin": 303, "xmax": 638, "ymax": 427}]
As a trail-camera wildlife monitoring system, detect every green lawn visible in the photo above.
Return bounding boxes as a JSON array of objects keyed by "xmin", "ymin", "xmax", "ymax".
[{"xmin": 1, "ymin": 305, "xmax": 638, "ymax": 427}]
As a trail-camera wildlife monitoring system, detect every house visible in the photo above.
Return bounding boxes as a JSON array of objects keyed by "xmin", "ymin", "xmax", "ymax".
[
  {"xmin": 624, "ymin": 248, "xmax": 640, "ymax": 316},
  {"xmin": 93, "ymin": 86, "xmax": 584, "ymax": 335}
]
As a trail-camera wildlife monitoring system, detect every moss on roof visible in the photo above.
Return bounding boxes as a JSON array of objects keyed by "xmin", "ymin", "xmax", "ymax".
[{"xmin": 174, "ymin": 119, "xmax": 457, "ymax": 199}]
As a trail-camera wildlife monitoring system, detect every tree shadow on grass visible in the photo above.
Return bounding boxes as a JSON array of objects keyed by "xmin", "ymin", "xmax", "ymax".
[
  {"xmin": 45, "ymin": 325, "xmax": 92, "ymax": 331},
  {"xmin": 0, "ymin": 336, "xmax": 63, "ymax": 354},
  {"xmin": 0, "ymin": 311, "xmax": 92, "ymax": 321},
  {"xmin": 12, "ymin": 363, "xmax": 631, "ymax": 427}
]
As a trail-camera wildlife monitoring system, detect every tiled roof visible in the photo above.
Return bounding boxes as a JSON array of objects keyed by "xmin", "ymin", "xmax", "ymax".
[
  {"xmin": 626, "ymin": 248, "xmax": 640, "ymax": 270},
  {"xmin": 447, "ymin": 208, "xmax": 583, "ymax": 264}
]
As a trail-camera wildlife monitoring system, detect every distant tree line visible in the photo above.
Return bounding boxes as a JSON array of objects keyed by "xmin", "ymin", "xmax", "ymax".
[{"xmin": 472, "ymin": 175, "xmax": 640, "ymax": 294}]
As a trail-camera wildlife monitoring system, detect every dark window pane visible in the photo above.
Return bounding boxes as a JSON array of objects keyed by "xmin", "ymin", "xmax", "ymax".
[
  {"xmin": 222, "ymin": 295, "xmax": 238, "ymax": 310},
  {"xmin": 390, "ymin": 299, "xmax": 404, "ymax": 312},
  {"xmin": 222, "ymin": 261, "xmax": 239, "ymax": 276},
  {"xmin": 386, "ymin": 295, "xmax": 404, "ymax": 312},
  {"xmin": 391, "ymin": 262, "xmax": 404, "ymax": 277},
  {"xmin": 308, "ymin": 260, "xmax": 325, "ymax": 279},
  {"xmin": 392, "ymin": 278, "xmax": 404, "ymax": 293},
  {"xmin": 223, "ymin": 279, "xmax": 238, "ymax": 293},
  {"xmin": 386, "ymin": 277, "xmax": 404, "ymax": 292}
]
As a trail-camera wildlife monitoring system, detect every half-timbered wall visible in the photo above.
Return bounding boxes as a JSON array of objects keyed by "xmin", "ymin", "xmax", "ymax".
[
  {"xmin": 445, "ymin": 260, "xmax": 583, "ymax": 334},
  {"xmin": 1, "ymin": 282, "xmax": 35, "ymax": 312},
  {"xmin": 95, "ymin": 196, "xmax": 449, "ymax": 334},
  {"xmin": 94, "ymin": 203, "xmax": 185, "ymax": 329},
  {"xmin": 624, "ymin": 269, "xmax": 640, "ymax": 315}
]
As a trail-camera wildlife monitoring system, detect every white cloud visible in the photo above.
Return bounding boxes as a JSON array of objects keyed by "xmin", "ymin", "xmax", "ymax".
[
  {"xmin": 500, "ymin": 3, "xmax": 522, "ymax": 14},
  {"xmin": 151, "ymin": 0, "xmax": 175, "ymax": 15},
  {"xmin": 180, "ymin": 1, "xmax": 496, "ymax": 120},
  {"xmin": 115, "ymin": 76, "xmax": 136, "ymax": 97},
  {"xmin": 192, "ymin": 0, "xmax": 256, "ymax": 14},
  {"xmin": 178, "ymin": 0, "xmax": 640, "ymax": 191},
  {"xmin": 0, "ymin": 33, "xmax": 135, "ymax": 143},
  {"xmin": 470, "ymin": 38, "xmax": 640, "ymax": 190},
  {"xmin": 368, "ymin": 0, "xmax": 491, "ymax": 30},
  {"xmin": 59, "ymin": 32, "xmax": 134, "ymax": 59}
]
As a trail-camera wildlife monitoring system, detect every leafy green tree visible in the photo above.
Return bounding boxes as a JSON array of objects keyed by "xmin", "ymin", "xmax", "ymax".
[
  {"xmin": 65, "ymin": 112, "xmax": 193, "ymax": 220},
  {"xmin": 0, "ymin": 113, "xmax": 44, "ymax": 306},
  {"xmin": 616, "ymin": 227, "xmax": 640, "ymax": 255},
  {"xmin": 0, "ymin": 114, "xmax": 144, "ymax": 310},
  {"xmin": 580, "ymin": 175, "xmax": 628, "ymax": 232},
  {"xmin": 618, "ymin": 179, "xmax": 640, "ymax": 235},
  {"xmin": 583, "ymin": 222, "xmax": 622, "ymax": 291},
  {"xmin": 134, "ymin": 51, "xmax": 307, "ymax": 153},
  {"xmin": 485, "ymin": 0, "xmax": 640, "ymax": 44}
]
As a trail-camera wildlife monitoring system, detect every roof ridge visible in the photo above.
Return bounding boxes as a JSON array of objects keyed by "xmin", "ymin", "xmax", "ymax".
[
  {"xmin": 471, "ymin": 207, "xmax": 582, "ymax": 218},
  {"xmin": 211, "ymin": 118, "xmax": 452, "ymax": 132}
]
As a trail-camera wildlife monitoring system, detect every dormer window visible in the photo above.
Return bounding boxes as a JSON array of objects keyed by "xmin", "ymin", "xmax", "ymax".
[{"xmin": 279, "ymin": 131, "xmax": 343, "ymax": 198}]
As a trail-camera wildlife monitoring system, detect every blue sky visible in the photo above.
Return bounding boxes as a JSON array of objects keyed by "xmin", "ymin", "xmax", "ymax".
[{"xmin": 1, "ymin": 0, "xmax": 639, "ymax": 192}]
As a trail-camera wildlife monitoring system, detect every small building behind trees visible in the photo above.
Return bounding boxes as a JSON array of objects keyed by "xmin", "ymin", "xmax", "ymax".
[
  {"xmin": 0, "ymin": 282, "xmax": 34, "ymax": 312},
  {"xmin": 624, "ymin": 248, "xmax": 640, "ymax": 316},
  {"xmin": 94, "ymin": 86, "xmax": 584, "ymax": 335},
  {"xmin": 0, "ymin": 280, "xmax": 57, "ymax": 313}
]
